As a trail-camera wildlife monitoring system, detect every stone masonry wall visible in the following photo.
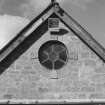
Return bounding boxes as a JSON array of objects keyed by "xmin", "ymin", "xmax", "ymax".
[{"xmin": 0, "ymin": 22, "xmax": 105, "ymax": 101}]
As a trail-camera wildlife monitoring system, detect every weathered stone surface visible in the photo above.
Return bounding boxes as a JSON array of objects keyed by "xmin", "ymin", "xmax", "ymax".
[
  {"xmin": 23, "ymin": 65, "xmax": 33, "ymax": 70},
  {"xmin": 3, "ymin": 87, "xmax": 20, "ymax": 100},
  {"xmin": 78, "ymin": 93, "xmax": 87, "ymax": 99},
  {"xmin": 9, "ymin": 63, "xmax": 16, "ymax": 69},
  {"xmin": 79, "ymin": 65, "xmax": 95, "ymax": 81},
  {"xmin": 50, "ymin": 35, "xmax": 58, "ymax": 40},
  {"xmin": 15, "ymin": 59, "xmax": 33, "ymax": 68},
  {"xmin": 95, "ymin": 83, "xmax": 105, "ymax": 92},
  {"xmin": 1, "ymin": 18, "xmax": 105, "ymax": 101},
  {"xmin": 80, "ymin": 51, "xmax": 90, "ymax": 59},
  {"xmin": 92, "ymin": 74, "xmax": 105, "ymax": 83},
  {"xmin": 89, "ymin": 93, "xmax": 105, "ymax": 99},
  {"xmin": 57, "ymin": 93, "xmax": 79, "ymax": 99},
  {"xmin": 30, "ymin": 51, "xmax": 38, "ymax": 59},
  {"xmin": 66, "ymin": 86, "xmax": 81, "ymax": 93},
  {"xmin": 95, "ymin": 66, "xmax": 105, "ymax": 74},
  {"xmin": 5, "ymin": 70, "xmax": 23, "ymax": 86},
  {"xmin": 76, "ymin": 60, "xmax": 83, "ymax": 67},
  {"xmin": 80, "ymin": 86, "xmax": 95, "ymax": 92},
  {"xmin": 96, "ymin": 58, "xmax": 104, "ymax": 68},
  {"xmin": 58, "ymin": 93, "xmax": 78, "ymax": 100},
  {"xmin": 69, "ymin": 51, "xmax": 78, "ymax": 60},
  {"xmin": 84, "ymin": 59, "xmax": 96, "ymax": 68},
  {"xmin": 58, "ymin": 34, "xmax": 71, "ymax": 45},
  {"xmin": 0, "ymin": 72, "xmax": 16, "ymax": 87},
  {"xmin": 67, "ymin": 42, "xmax": 79, "ymax": 52},
  {"xmin": 68, "ymin": 60, "xmax": 78, "ymax": 67},
  {"xmin": 81, "ymin": 43, "xmax": 90, "ymax": 52},
  {"xmin": 66, "ymin": 80, "xmax": 95, "ymax": 93},
  {"xmin": 70, "ymin": 35, "xmax": 81, "ymax": 43},
  {"xmin": 90, "ymin": 51, "xmax": 98, "ymax": 60},
  {"xmin": 15, "ymin": 65, "xmax": 23, "ymax": 70},
  {"xmin": 19, "ymin": 83, "xmax": 41, "ymax": 99},
  {"xmin": 57, "ymin": 68, "xmax": 79, "ymax": 80}
]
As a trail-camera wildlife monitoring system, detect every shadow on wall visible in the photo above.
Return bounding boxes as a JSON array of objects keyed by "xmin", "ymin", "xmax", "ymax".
[{"xmin": 0, "ymin": 19, "xmax": 48, "ymax": 75}]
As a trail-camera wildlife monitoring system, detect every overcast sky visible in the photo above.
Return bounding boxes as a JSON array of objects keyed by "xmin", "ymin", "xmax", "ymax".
[{"xmin": 0, "ymin": 0, "xmax": 105, "ymax": 49}]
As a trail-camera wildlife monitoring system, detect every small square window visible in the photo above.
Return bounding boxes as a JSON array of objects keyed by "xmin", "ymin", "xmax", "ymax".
[{"xmin": 48, "ymin": 18, "xmax": 59, "ymax": 28}]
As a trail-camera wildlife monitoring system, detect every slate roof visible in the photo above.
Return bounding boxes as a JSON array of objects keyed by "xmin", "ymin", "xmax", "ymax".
[{"xmin": 0, "ymin": 0, "xmax": 105, "ymax": 74}]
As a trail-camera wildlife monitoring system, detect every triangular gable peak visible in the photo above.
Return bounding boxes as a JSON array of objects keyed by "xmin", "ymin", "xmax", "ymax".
[
  {"xmin": 54, "ymin": 4, "xmax": 105, "ymax": 62},
  {"xmin": 0, "ymin": 2, "xmax": 55, "ymax": 62},
  {"xmin": 0, "ymin": 1, "xmax": 105, "ymax": 74}
]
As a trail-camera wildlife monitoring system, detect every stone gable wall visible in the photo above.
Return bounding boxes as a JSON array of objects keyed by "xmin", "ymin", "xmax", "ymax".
[{"xmin": 0, "ymin": 22, "xmax": 105, "ymax": 101}]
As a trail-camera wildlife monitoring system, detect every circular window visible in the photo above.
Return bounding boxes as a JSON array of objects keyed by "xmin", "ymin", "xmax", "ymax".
[{"xmin": 38, "ymin": 40, "xmax": 69, "ymax": 70}]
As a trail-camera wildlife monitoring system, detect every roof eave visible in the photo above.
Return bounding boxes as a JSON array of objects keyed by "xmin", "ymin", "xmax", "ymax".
[
  {"xmin": 54, "ymin": 5, "xmax": 105, "ymax": 62},
  {"xmin": 0, "ymin": 2, "xmax": 55, "ymax": 63}
]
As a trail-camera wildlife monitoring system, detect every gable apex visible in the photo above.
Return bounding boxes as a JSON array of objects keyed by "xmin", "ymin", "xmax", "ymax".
[
  {"xmin": 0, "ymin": 2, "xmax": 105, "ymax": 74},
  {"xmin": 54, "ymin": 5, "xmax": 105, "ymax": 62}
]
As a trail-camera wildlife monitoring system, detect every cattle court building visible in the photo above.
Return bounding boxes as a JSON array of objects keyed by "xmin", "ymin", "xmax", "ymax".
[{"xmin": 0, "ymin": 0, "xmax": 105, "ymax": 104}]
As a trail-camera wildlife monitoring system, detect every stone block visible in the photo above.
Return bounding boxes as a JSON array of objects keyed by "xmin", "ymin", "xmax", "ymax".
[
  {"xmin": 5, "ymin": 70, "xmax": 23, "ymax": 86},
  {"xmin": 77, "ymin": 60, "xmax": 83, "ymax": 67},
  {"xmin": 79, "ymin": 66, "xmax": 95, "ymax": 81},
  {"xmin": 16, "ymin": 55, "xmax": 29, "ymax": 62},
  {"xmin": 70, "ymin": 35, "xmax": 81, "ymax": 43},
  {"xmin": 64, "ymin": 93, "xmax": 79, "ymax": 99},
  {"xmin": 65, "ymin": 86, "xmax": 81, "ymax": 92},
  {"xmin": 38, "ymin": 87, "xmax": 49, "ymax": 93},
  {"xmin": 67, "ymin": 72, "xmax": 79, "ymax": 81},
  {"xmin": 9, "ymin": 63, "xmax": 16, "ymax": 69},
  {"xmin": 3, "ymin": 94, "xmax": 13, "ymax": 100},
  {"xmin": 71, "ymin": 44, "xmax": 79, "ymax": 52},
  {"xmin": 32, "ymin": 59, "xmax": 57, "ymax": 79},
  {"xmin": 23, "ymin": 65, "xmax": 33, "ymax": 70},
  {"xmin": 80, "ymin": 51, "xmax": 90, "ymax": 59},
  {"xmin": 54, "ymin": 78, "xmax": 73, "ymax": 92},
  {"xmin": 3, "ymin": 87, "xmax": 20, "ymax": 100},
  {"xmin": 92, "ymin": 74, "xmax": 105, "ymax": 83},
  {"xmin": 58, "ymin": 93, "xmax": 78, "ymax": 100},
  {"xmin": 96, "ymin": 59, "xmax": 104, "ymax": 68},
  {"xmin": 50, "ymin": 35, "xmax": 58, "ymax": 40},
  {"xmin": 95, "ymin": 66, "xmax": 105, "ymax": 74},
  {"xmin": 81, "ymin": 44, "xmax": 90, "ymax": 52},
  {"xmin": 80, "ymin": 86, "xmax": 95, "ymax": 92},
  {"xmin": 70, "ymin": 67, "xmax": 79, "ymax": 73},
  {"xmin": 0, "ymin": 72, "xmax": 17, "ymax": 87},
  {"xmin": 74, "ymin": 80, "xmax": 90, "ymax": 89},
  {"xmin": 69, "ymin": 80, "xmax": 93, "ymax": 93},
  {"xmin": 62, "ymin": 80, "xmax": 88, "ymax": 93},
  {"xmin": 95, "ymin": 83, "xmax": 105, "ymax": 92},
  {"xmin": 19, "ymin": 81, "xmax": 42, "ymax": 99},
  {"xmin": 15, "ymin": 65, "xmax": 23, "ymax": 70},
  {"xmin": 15, "ymin": 59, "xmax": 33, "ymax": 71},
  {"xmin": 21, "ymin": 71, "xmax": 41, "ymax": 83},
  {"xmin": 67, "ymin": 42, "xmax": 79, "ymax": 52},
  {"xmin": 69, "ymin": 51, "xmax": 78, "ymax": 60},
  {"xmin": 0, "ymin": 85, "xmax": 7, "ymax": 99},
  {"xmin": 15, "ymin": 60, "xmax": 32, "ymax": 66},
  {"xmin": 27, "ymin": 74, "xmax": 41, "ymax": 82},
  {"xmin": 89, "ymin": 93, "xmax": 105, "ymax": 99},
  {"xmin": 84, "ymin": 59, "xmax": 96, "ymax": 68},
  {"xmin": 30, "ymin": 51, "xmax": 38, "ymax": 59},
  {"xmin": 78, "ymin": 93, "xmax": 87, "ymax": 99},
  {"xmin": 68, "ymin": 60, "xmax": 78, "ymax": 67},
  {"xmin": 21, "ymin": 69, "xmax": 36, "ymax": 75},
  {"xmin": 42, "ymin": 93, "xmax": 56, "ymax": 100}
]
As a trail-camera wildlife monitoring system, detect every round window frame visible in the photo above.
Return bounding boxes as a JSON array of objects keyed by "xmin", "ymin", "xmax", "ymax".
[{"xmin": 38, "ymin": 40, "xmax": 69, "ymax": 70}]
